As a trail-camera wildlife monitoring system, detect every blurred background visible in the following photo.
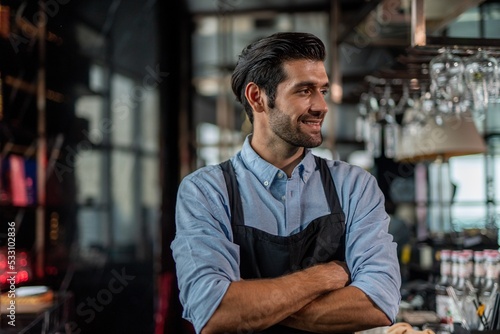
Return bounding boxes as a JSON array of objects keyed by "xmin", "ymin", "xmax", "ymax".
[{"xmin": 1, "ymin": 0, "xmax": 500, "ymax": 333}]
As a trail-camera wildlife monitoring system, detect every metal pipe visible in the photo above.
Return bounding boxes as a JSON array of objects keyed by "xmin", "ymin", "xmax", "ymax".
[{"xmin": 411, "ymin": 0, "xmax": 426, "ymax": 47}]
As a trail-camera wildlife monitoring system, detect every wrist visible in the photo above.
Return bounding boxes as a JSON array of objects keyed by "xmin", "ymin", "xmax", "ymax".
[{"xmin": 299, "ymin": 263, "xmax": 337, "ymax": 292}]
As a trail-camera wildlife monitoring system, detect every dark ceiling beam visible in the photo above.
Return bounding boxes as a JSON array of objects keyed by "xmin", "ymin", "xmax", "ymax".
[
  {"xmin": 188, "ymin": 2, "xmax": 330, "ymax": 16},
  {"xmin": 336, "ymin": 0, "xmax": 384, "ymax": 44}
]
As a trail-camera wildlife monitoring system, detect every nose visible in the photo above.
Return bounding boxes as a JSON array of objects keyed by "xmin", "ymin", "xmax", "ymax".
[{"xmin": 311, "ymin": 90, "xmax": 328, "ymax": 114}]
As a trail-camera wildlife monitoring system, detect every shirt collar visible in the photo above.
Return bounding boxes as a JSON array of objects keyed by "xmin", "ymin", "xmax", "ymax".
[{"xmin": 239, "ymin": 134, "xmax": 317, "ymax": 187}]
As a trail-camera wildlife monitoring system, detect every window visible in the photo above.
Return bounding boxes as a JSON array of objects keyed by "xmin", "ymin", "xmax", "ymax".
[
  {"xmin": 449, "ymin": 153, "xmax": 500, "ymax": 243},
  {"xmin": 74, "ymin": 64, "xmax": 160, "ymax": 262}
]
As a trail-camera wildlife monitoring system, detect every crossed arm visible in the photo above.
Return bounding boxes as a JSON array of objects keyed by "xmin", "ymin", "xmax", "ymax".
[{"xmin": 201, "ymin": 260, "xmax": 391, "ymax": 334}]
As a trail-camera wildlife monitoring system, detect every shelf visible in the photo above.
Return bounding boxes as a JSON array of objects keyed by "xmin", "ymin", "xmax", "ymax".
[
  {"xmin": 0, "ymin": 4, "xmax": 64, "ymax": 47},
  {"xmin": 339, "ymin": 0, "xmax": 500, "ymax": 104},
  {"xmin": 341, "ymin": 0, "xmax": 488, "ymax": 48},
  {"xmin": 408, "ymin": 39, "xmax": 500, "ymax": 56},
  {"xmin": 0, "ymin": 142, "xmax": 36, "ymax": 156},
  {"xmin": 4, "ymin": 75, "xmax": 65, "ymax": 103}
]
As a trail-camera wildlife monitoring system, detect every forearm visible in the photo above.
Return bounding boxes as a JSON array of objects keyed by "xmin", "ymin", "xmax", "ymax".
[
  {"xmin": 201, "ymin": 262, "xmax": 348, "ymax": 334},
  {"xmin": 281, "ymin": 286, "xmax": 391, "ymax": 333}
]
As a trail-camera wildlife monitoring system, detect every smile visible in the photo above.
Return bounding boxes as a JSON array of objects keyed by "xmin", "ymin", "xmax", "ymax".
[{"xmin": 301, "ymin": 120, "xmax": 322, "ymax": 126}]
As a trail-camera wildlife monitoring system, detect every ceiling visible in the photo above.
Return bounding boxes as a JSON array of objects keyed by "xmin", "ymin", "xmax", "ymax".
[
  {"xmin": 67, "ymin": 0, "xmax": 500, "ymax": 104},
  {"xmin": 186, "ymin": 0, "xmax": 330, "ymax": 14},
  {"xmin": 185, "ymin": 0, "xmax": 385, "ymax": 46}
]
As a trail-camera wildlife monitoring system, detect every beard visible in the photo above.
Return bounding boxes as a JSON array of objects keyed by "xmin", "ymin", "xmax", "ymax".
[{"xmin": 268, "ymin": 106, "xmax": 324, "ymax": 148}]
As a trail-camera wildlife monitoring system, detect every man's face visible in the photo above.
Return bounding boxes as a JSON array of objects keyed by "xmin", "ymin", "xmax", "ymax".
[{"xmin": 267, "ymin": 59, "xmax": 329, "ymax": 148}]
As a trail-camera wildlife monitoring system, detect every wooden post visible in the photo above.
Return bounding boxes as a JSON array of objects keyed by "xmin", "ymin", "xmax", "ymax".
[{"xmin": 36, "ymin": 0, "xmax": 47, "ymax": 279}]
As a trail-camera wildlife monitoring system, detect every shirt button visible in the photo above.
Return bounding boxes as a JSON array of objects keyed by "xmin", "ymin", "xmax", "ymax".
[
  {"xmin": 281, "ymin": 196, "xmax": 286, "ymax": 201},
  {"xmin": 264, "ymin": 180, "xmax": 269, "ymax": 186},
  {"xmin": 277, "ymin": 172, "xmax": 284, "ymax": 179}
]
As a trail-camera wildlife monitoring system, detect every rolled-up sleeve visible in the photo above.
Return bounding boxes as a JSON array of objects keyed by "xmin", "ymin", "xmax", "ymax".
[
  {"xmin": 171, "ymin": 170, "xmax": 240, "ymax": 333},
  {"xmin": 343, "ymin": 170, "xmax": 401, "ymax": 322}
]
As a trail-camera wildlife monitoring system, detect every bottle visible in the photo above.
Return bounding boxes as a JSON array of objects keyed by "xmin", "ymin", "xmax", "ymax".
[
  {"xmin": 472, "ymin": 250, "xmax": 485, "ymax": 293},
  {"xmin": 494, "ymin": 249, "xmax": 500, "ymax": 285},
  {"xmin": 435, "ymin": 249, "xmax": 453, "ymax": 323},
  {"xmin": 0, "ymin": 5, "xmax": 10, "ymax": 39},
  {"xmin": 456, "ymin": 251, "xmax": 479, "ymax": 330},
  {"xmin": 455, "ymin": 252, "xmax": 468, "ymax": 294},
  {"xmin": 450, "ymin": 250, "xmax": 461, "ymax": 288},
  {"xmin": 462, "ymin": 249, "xmax": 474, "ymax": 281},
  {"xmin": 450, "ymin": 252, "xmax": 470, "ymax": 326},
  {"xmin": 480, "ymin": 250, "xmax": 499, "ymax": 315}
]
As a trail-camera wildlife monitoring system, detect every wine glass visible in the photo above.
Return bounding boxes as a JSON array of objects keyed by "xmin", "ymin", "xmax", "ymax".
[
  {"xmin": 367, "ymin": 93, "xmax": 382, "ymax": 157},
  {"xmin": 356, "ymin": 92, "xmax": 369, "ymax": 142},
  {"xmin": 485, "ymin": 55, "xmax": 500, "ymax": 134},
  {"xmin": 362, "ymin": 80, "xmax": 383, "ymax": 158},
  {"xmin": 464, "ymin": 49, "xmax": 498, "ymax": 121},
  {"xmin": 380, "ymin": 84, "xmax": 398, "ymax": 158},
  {"xmin": 429, "ymin": 47, "xmax": 465, "ymax": 115},
  {"xmin": 395, "ymin": 81, "xmax": 415, "ymax": 116}
]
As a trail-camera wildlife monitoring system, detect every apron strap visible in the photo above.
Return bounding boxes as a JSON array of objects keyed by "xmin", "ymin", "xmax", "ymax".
[
  {"xmin": 220, "ymin": 160, "xmax": 244, "ymax": 227},
  {"xmin": 314, "ymin": 155, "xmax": 344, "ymax": 217}
]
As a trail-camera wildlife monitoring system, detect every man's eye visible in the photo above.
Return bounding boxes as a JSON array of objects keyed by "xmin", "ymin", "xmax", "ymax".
[{"xmin": 321, "ymin": 90, "xmax": 329, "ymax": 96}]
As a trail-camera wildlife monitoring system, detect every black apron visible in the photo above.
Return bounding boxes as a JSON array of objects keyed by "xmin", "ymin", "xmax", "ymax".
[{"xmin": 220, "ymin": 155, "xmax": 347, "ymax": 334}]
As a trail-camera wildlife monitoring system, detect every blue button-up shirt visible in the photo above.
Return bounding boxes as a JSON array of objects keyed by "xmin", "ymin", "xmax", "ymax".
[{"xmin": 171, "ymin": 136, "xmax": 401, "ymax": 333}]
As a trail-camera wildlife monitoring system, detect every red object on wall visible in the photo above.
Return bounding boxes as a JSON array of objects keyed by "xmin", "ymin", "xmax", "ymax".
[{"xmin": 154, "ymin": 271, "xmax": 195, "ymax": 334}]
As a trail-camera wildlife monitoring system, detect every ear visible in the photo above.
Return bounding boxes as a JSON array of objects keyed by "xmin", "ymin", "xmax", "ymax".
[{"xmin": 244, "ymin": 82, "xmax": 266, "ymax": 113}]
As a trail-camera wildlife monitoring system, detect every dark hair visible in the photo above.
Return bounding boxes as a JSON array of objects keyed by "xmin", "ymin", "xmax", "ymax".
[{"xmin": 231, "ymin": 32, "xmax": 326, "ymax": 123}]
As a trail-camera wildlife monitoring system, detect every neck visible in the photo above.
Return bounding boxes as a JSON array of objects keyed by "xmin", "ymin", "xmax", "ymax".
[
  {"xmin": 250, "ymin": 135, "xmax": 305, "ymax": 177},
  {"xmin": 277, "ymin": 153, "xmax": 304, "ymax": 177}
]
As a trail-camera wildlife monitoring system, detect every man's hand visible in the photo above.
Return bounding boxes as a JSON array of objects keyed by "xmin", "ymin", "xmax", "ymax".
[{"xmin": 322, "ymin": 260, "xmax": 350, "ymax": 288}]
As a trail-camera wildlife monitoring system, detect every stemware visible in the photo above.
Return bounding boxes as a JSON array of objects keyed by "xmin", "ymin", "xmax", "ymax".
[
  {"xmin": 485, "ymin": 55, "xmax": 500, "ymax": 134},
  {"xmin": 464, "ymin": 49, "xmax": 498, "ymax": 121},
  {"xmin": 380, "ymin": 84, "xmax": 398, "ymax": 158},
  {"xmin": 429, "ymin": 47, "xmax": 465, "ymax": 115},
  {"xmin": 356, "ymin": 92, "xmax": 369, "ymax": 142},
  {"xmin": 363, "ymin": 82, "xmax": 382, "ymax": 158},
  {"xmin": 395, "ymin": 81, "xmax": 415, "ymax": 116}
]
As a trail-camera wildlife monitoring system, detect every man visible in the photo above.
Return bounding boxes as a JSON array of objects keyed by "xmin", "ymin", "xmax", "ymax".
[{"xmin": 171, "ymin": 32, "xmax": 401, "ymax": 334}]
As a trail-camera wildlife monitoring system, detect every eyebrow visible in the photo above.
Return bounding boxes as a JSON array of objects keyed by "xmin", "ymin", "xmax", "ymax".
[{"xmin": 292, "ymin": 81, "xmax": 330, "ymax": 89}]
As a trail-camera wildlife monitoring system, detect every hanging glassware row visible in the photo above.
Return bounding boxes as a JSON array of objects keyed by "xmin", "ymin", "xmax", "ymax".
[{"xmin": 356, "ymin": 45, "xmax": 500, "ymax": 160}]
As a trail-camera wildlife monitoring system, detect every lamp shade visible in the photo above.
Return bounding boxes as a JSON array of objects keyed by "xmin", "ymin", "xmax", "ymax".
[{"xmin": 396, "ymin": 111, "xmax": 486, "ymax": 162}]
